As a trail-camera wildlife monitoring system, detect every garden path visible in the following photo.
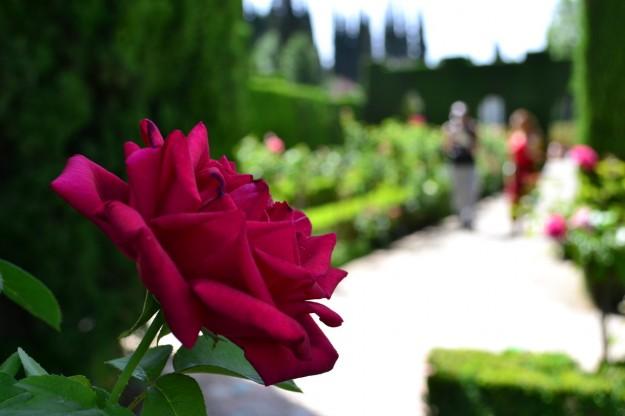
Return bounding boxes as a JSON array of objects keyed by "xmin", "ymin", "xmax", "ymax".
[{"xmin": 169, "ymin": 161, "xmax": 625, "ymax": 416}]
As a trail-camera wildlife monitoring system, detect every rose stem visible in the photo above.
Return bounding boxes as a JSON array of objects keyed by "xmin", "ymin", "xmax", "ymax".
[{"xmin": 107, "ymin": 311, "xmax": 164, "ymax": 406}]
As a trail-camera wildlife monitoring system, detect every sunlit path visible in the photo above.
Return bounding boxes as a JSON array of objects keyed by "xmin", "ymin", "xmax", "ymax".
[
  {"xmin": 276, "ymin": 194, "xmax": 625, "ymax": 416},
  {"xmin": 161, "ymin": 185, "xmax": 625, "ymax": 415}
]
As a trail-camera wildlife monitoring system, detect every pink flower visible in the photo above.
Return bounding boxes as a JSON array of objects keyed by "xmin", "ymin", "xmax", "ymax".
[
  {"xmin": 408, "ymin": 114, "xmax": 426, "ymax": 126},
  {"xmin": 264, "ymin": 134, "xmax": 285, "ymax": 154},
  {"xmin": 52, "ymin": 119, "xmax": 346, "ymax": 385},
  {"xmin": 570, "ymin": 207, "xmax": 592, "ymax": 230},
  {"xmin": 569, "ymin": 145, "xmax": 598, "ymax": 171},
  {"xmin": 545, "ymin": 214, "xmax": 568, "ymax": 239}
]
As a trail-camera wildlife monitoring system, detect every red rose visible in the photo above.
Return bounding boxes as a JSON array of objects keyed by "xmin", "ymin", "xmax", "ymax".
[{"xmin": 51, "ymin": 119, "xmax": 347, "ymax": 385}]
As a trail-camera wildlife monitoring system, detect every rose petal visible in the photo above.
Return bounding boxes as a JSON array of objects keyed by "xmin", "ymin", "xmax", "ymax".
[
  {"xmin": 191, "ymin": 279, "xmax": 306, "ymax": 349},
  {"xmin": 151, "ymin": 211, "xmax": 274, "ymax": 303},
  {"xmin": 299, "ymin": 234, "xmax": 336, "ymax": 275},
  {"xmin": 51, "ymin": 155, "xmax": 131, "ymax": 255},
  {"xmin": 229, "ymin": 180, "xmax": 272, "ymax": 220},
  {"xmin": 248, "ymin": 221, "xmax": 299, "ymax": 263},
  {"xmin": 105, "ymin": 201, "xmax": 203, "ymax": 347},
  {"xmin": 240, "ymin": 315, "xmax": 339, "ymax": 385},
  {"xmin": 282, "ymin": 301, "xmax": 343, "ymax": 327},
  {"xmin": 187, "ymin": 122, "xmax": 209, "ymax": 171},
  {"xmin": 140, "ymin": 119, "xmax": 164, "ymax": 147}
]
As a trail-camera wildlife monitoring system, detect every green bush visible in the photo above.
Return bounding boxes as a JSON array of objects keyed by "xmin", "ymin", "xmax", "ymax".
[
  {"xmin": 247, "ymin": 77, "xmax": 363, "ymax": 148},
  {"xmin": 278, "ymin": 32, "xmax": 322, "ymax": 85},
  {"xmin": 236, "ymin": 119, "xmax": 506, "ymax": 265},
  {"xmin": 0, "ymin": 0, "xmax": 248, "ymax": 383},
  {"xmin": 575, "ymin": 0, "xmax": 625, "ymax": 158},
  {"xmin": 427, "ymin": 349, "xmax": 625, "ymax": 416}
]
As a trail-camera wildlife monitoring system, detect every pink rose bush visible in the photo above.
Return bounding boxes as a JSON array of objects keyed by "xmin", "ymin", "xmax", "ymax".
[
  {"xmin": 264, "ymin": 133, "xmax": 285, "ymax": 154},
  {"xmin": 52, "ymin": 119, "xmax": 347, "ymax": 385},
  {"xmin": 570, "ymin": 207, "xmax": 592, "ymax": 230},
  {"xmin": 569, "ymin": 144, "xmax": 598, "ymax": 171},
  {"xmin": 544, "ymin": 214, "xmax": 568, "ymax": 240}
]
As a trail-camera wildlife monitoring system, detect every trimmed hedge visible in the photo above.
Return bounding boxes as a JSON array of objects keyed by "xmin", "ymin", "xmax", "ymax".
[
  {"xmin": 575, "ymin": 0, "xmax": 625, "ymax": 158},
  {"xmin": 364, "ymin": 53, "xmax": 571, "ymax": 130},
  {"xmin": 0, "ymin": 0, "xmax": 249, "ymax": 383},
  {"xmin": 427, "ymin": 349, "xmax": 625, "ymax": 416},
  {"xmin": 248, "ymin": 77, "xmax": 363, "ymax": 147}
]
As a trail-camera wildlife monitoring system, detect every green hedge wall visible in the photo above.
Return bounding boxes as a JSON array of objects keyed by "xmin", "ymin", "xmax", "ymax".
[
  {"xmin": 427, "ymin": 349, "xmax": 625, "ymax": 416},
  {"xmin": 364, "ymin": 52, "xmax": 571, "ymax": 129},
  {"xmin": 576, "ymin": 0, "xmax": 625, "ymax": 158},
  {"xmin": 248, "ymin": 77, "xmax": 363, "ymax": 147},
  {"xmin": 0, "ymin": 0, "xmax": 248, "ymax": 383}
]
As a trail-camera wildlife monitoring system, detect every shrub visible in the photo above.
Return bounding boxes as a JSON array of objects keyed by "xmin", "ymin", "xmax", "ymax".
[
  {"xmin": 427, "ymin": 349, "xmax": 625, "ymax": 416},
  {"xmin": 236, "ymin": 119, "xmax": 506, "ymax": 264},
  {"xmin": 0, "ymin": 0, "xmax": 249, "ymax": 383},
  {"xmin": 247, "ymin": 77, "xmax": 363, "ymax": 148},
  {"xmin": 575, "ymin": 0, "xmax": 625, "ymax": 158}
]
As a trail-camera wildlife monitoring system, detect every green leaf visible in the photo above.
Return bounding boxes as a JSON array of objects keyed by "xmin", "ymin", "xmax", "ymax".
[
  {"xmin": 141, "ymin": 373, "xmax": 206, "ymax": 416},
  {"xmin": 157, "ymin": 322, "xmax": 171, "ymax": 344},
  {"xmin": 68, "ymin": 375, "xmax": 91, "ymax": 388},
  {"xmin": 0, "ymin": 373, "xmax": 24, "ymax": 404},
  {"xmin": 0, "ymin": 259, "xmax": 61, "ymax": 330},
  {"xmin": 173, "ymin": 334, "xmax": 302, "ymax": 393},
  {"xmin": 16, "ymin": 375, "xmax": 97, "ymax": 408},
  {"xmin": 0, "ymin": 374, "xmax": 133, "ymax": 416},
  {"xmin": 0, "ymin": 352, "xmax": 21, "ymax": 377},
  {"xmin": 119, "ymin": 292, "xmax": 159, "ymax": 338},
  {"xmin": 106, "ymin": 345, "xmax": 172, "ymax": 383},
  {"xmin": 17, "ymin": 348, "xmax": 47, "ymax": 377}
]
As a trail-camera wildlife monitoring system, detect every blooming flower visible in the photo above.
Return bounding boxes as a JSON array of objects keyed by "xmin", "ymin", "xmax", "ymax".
[
  {"xmin": 264, "ymin": 133, "xmax": 285, "ymax": 154},
  {"xmin": 52, "ymin": 119, "xmax": 347, "ymax": 385},
  {"xmin": 570, "ymin": 207, "xmax": 592, "ymax": 230},
  {"xmin": 569, "ymin": 145, "xmax": 598, "ymax": 171},
  {"xmin": 545, "ymin": 214, "xmax": 568, "ymax": 240}
]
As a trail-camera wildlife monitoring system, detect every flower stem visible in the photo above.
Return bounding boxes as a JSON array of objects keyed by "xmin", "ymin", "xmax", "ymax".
[{"xmin": 108, "ymin": 311, "xmax": 163, "ymax": 406}]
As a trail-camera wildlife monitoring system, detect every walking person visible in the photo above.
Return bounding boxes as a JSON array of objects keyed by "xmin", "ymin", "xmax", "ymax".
[{"xmin": 443, "ymin": 101, "xmax": 479, "ymax": 229}]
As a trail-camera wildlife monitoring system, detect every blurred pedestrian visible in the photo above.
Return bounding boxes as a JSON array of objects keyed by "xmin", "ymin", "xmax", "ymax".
[
  {"xmin": 505, "ymin": 109, "xmax": 543, "ymax": 233},
  {"xmin": 443, "ymin": 101, "xmax": 479, "ymax": 229}
]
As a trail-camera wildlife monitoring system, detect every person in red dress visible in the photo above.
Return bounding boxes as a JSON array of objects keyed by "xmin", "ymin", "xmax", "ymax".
[{"xmin": 506, "ymin": 109, "xmax": 543, "ymax": 233}]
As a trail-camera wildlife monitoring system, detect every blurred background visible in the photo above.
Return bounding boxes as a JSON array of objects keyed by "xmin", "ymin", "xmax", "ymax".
[{"xmin": 2, "ymin": 0, "xmax": 625, "ymax": 414}]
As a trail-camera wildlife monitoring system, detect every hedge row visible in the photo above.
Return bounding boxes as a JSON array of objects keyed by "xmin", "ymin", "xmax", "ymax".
[
  {"xmin": 0, "ymin": 0, "xmax": 249, "ymax": 383},
  {"xmin": 247, "ymin": 77, "xmax": 363, "ymax": 148},
  {"xmin": 427, "ymin": 349, "xmax": 625, "ymax": 416},
  {"xmin": 364, "ymin": 52, "xmax": 571, "ymax": 130},
  {"xmin": 575, "ymin": 0, "xmax": 625, "ymax": 159}
]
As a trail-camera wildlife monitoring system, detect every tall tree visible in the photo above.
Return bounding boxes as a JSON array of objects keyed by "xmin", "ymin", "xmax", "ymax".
[{"xmin": 575, "ymin": 0, "xmax": 625, "ymax": 157}]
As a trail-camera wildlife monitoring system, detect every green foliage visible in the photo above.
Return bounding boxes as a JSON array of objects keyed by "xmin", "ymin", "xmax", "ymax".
[
  {"xmin": 141, "ymin": 373, "xmax": 206, "ymax": 416},
  {"xmin": 0, "ymin": 350, "xmax": 132, "ymax": 416},
  {"xmin": 0, "ymin": 0, "xmax": 248, "ymax": 382},
  {"xmin": 364, "ymin": 53, "xmax": 571, "ymax": 130},
  {"xmin": 576, "ymin": 0, "xmax": 625, "ymax": 158},
  {"xmin": 237, "ymin": 119, "xmax": 506, "ymax": 264},
  {"xmin": 279, "ymin": 32, "xmax": 322, "ymax": 85},
  {"xmin": 173, "ymin": 333, "xmax": 301, "ymax": 393},
  {"xmin": 107, "ymin": 346, "xmax": 173, "ymax": 384},
  {"xmin": 250, "ymin": 29, "xmax": 281, "ymax": 76},
  {"xmin": 247, "ymin": 77, "xmax": 363, "ymax": 148},
  {"xmin": 0, "ymin": 260, "xmax": 61, "ymax": 331},
  {"xmin": 427, "ymin": 349, "xmax": 625, "ymax": 416},
  {"xmin": 556, "ymin": 157, "xmax": 625, "ymax": 313}
]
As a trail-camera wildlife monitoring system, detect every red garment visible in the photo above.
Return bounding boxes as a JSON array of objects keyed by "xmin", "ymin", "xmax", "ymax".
[{"xmin": 506, "ymin": 131, "xmax": 537, "ymax": 203}]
